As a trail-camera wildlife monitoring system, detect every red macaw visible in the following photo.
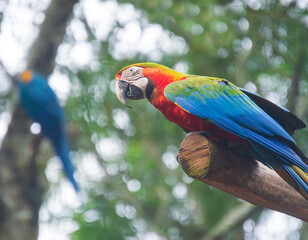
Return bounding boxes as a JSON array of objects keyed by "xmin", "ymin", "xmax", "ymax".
[{"xmin": 115, "ymin": 62, "xmax": 308, "ymax": 200}]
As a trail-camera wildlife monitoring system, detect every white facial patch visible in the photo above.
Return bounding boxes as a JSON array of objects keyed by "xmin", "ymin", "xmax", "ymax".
[
  {"xmin": 119, "ymin": 66, "xmax": 149, "ymax": 98},
  {"xmin": 121, "ymin": 66, "xmax": 143, "ymax": 81}
]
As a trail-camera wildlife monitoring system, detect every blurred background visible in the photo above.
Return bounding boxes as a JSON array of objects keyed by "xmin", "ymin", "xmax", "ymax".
[{"xmin": 0, "ymin": 0, "xmax": 308, "ymax": 239}]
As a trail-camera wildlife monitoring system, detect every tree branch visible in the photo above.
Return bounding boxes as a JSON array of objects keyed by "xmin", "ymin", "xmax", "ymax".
[
  {"xmin": 203, "ymin": 202, "xmax": 261, "ymax": 240},
  {"xmin": 178, "ymin": 132, "xmax": 308, "ymax": 222},
  {"xmin": 0, "ymin": 0, "xmax": 78, "ymax": 239}
]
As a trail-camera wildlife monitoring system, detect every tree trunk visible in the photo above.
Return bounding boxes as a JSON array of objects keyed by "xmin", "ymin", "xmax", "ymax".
[
  {"xmin": 0, "ymin": 0, "xmax": 78, "ymax": 239},
  {"xmin": 288, "ymin": 50, "xmax": 306, "ymax": 114}
]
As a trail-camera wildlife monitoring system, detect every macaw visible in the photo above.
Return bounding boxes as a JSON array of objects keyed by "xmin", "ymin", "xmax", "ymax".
[
  {"xmin": 115, "ymin": 62, "xmax": 308, "ymax": 200},
  {"xmin": 19, "ymin": 70, "xmax": 79, "ymax": 192}
]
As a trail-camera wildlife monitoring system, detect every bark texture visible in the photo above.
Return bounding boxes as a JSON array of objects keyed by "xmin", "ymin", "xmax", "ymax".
[
  {"xmin": 178, "ymin": 132, "xmax": 308, "ymax": 222},
  {"xmin": 0, "ymin": 0, "xmax": 78, "ymax": 239}
]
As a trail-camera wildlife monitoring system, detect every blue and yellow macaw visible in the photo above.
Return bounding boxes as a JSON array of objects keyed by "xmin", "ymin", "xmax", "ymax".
[
  {"xmin": 115, "ymin": 63, "xmax": 308, "ymax": 200},
  {"xmin": 19, "ymin": 70, "xmax": 79, "ymax": 192}
]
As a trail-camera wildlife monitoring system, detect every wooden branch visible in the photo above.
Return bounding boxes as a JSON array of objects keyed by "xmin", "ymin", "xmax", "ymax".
[
  {"xmin": 204, "ymin": 202, "xmax": 260, "ymax": 240},
  {"xmin": 178, "ymin": 132, "xmax": 308, "ymax": 222}
]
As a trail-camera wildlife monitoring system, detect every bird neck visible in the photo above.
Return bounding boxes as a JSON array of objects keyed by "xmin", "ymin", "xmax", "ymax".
[{"xmin": 144, "ymin": 68, "xmax": 186, "ymax": 104}]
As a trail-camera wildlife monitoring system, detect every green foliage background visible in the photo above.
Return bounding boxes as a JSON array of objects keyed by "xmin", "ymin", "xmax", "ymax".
[{"xmin": 3, "ymin": 0, "xmax": 308, "ymax": 239}]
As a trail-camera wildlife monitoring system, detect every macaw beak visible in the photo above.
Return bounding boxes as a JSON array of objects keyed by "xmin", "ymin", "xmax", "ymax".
[
  {"xmin": 115, "ymin": 80, "xmax": 132, "ymax": 108},
  {"xmin": 115, "ymin": 80, "xmax": 145, "ymax": 108}
]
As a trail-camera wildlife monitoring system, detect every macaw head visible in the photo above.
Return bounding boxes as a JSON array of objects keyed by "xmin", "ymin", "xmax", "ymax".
[
  {"xmin": 115, "ymin": 62, "xmax": 185, "ymax": 107},
  {"xmin": 20, "ymin": 70, "xmax": 33, "ymax": 83},
  {"xmin": 20, "ymin": 70, "xmax": 48, "ymax": 85}
]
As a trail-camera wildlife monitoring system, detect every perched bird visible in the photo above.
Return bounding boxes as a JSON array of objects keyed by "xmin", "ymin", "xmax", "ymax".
[
  {"xmin": 19, "ymin": 70, "xmax": 79, "ymax": 192},
  {"xmin": 115, "ymin": 62, "xmax": 308, "ymax": 200}
]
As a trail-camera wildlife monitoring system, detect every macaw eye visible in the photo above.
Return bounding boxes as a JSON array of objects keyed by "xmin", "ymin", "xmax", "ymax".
[
  {"xmin": 122, "ymin": 66, "xmax": 142, "ymax": 81},
  {"xmin": 128, "ymin": 67, "xmax": 138, "ymax": 74}
]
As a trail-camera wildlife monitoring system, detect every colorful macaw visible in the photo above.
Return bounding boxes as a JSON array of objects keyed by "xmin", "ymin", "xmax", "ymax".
[
  {"xmin": 115, "ymin": 62, "xmax": 308, "ymax": 200},
  {"xmin": 19, "ymin": 70, "xmax": 79, "ymax": 192}
]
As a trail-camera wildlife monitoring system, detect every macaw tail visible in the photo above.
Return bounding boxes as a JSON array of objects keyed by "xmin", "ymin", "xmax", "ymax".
[
  {"xmin": 53, "ymin": 137, "xmax": 79, "ymax": 192},
  {"xmin": 249, "ymin": 140, "xmax": 308, "ymax": 200},
  {"xmin": 276, "ymin": 164, "xmax": 308, "ymax": 200}
]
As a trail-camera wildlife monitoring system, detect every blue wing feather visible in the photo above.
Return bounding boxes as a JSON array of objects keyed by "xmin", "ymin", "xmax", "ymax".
[
  {"xmin": 169, "ymin": 78, "xmax": 294, "ymax": 142},
  {"xmin": 19, "ymin": 73, "xmax": 65, "ymax": 140}
]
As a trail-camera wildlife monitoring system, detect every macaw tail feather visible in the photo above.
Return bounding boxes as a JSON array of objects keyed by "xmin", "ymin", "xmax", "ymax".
[
  {"xmin": 54, "ymin": 138, "xmax": 79, "ymax": 192},
  {"xmin": 275, "ymin": 165, "xmax": 308, "ymax": 200},
  {"xmin": 249, "ymin": 141, "xmax": 308, "ymax": 200}
]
